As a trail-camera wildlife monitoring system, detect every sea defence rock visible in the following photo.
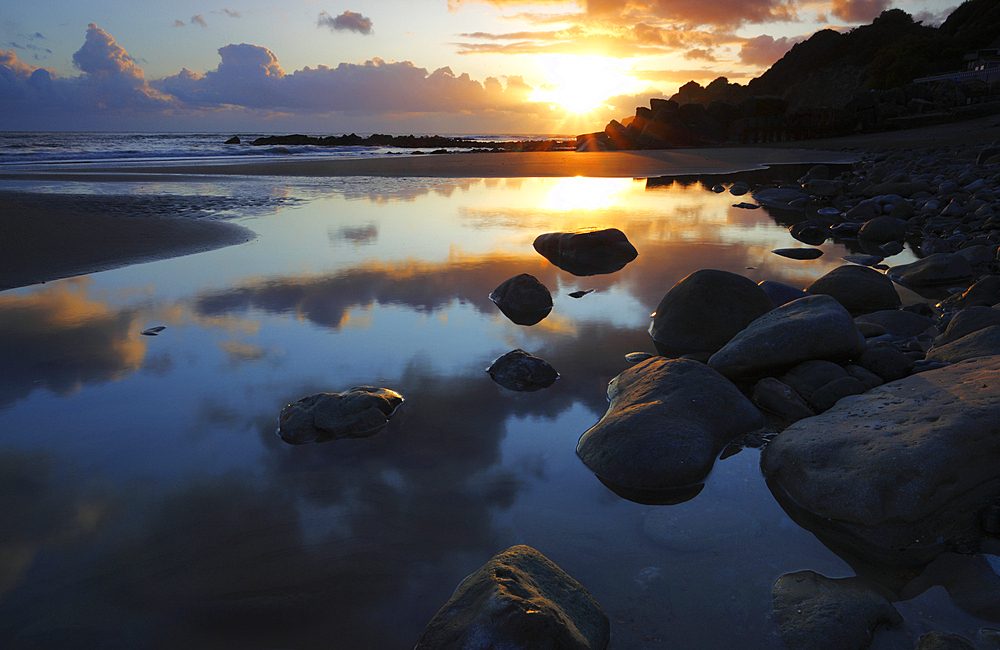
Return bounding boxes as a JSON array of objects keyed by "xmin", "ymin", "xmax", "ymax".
[
  {"xmin": 414, "ymin": 545, "xmax": 610, "ymax": 650},
  {"xmin": 772, "ymin": 571, "xmax": 902, "ymax": 650},
  {"xmin": 532, "ymin": 229, "xmax": 638, "ymax": 276},
  {"xmin": 648, "ymin": 269, "xmax": 773, "ymax": 360},
  {"xmin": 708, "ymin": 295, "xmax": 866, "ymax": 380},
  {"xmin": 761, "ymin": 355, "xmax": 1000, "ymax": 566},
  {"xmin": 490, "ymin": 273, "xmax": 553, "ymax": 325},
  {"xmin": 487, "ymin": 349, "xmax": 559, "ymax": 391},
  {"xmin": 805, "ymin": 265, "xmax": 901, "ymax": 315},
  {"xmin": 576, "ymin": 357, "xmax": 763, "ymax": 491},
  {"xmin": 276, "ymin": 387, "xmax": 403, "ymax": 444}
]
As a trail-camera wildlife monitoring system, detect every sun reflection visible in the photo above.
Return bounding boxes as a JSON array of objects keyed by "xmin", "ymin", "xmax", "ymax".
[
  {"xmin": 542, "ymin": 177, "xmax": 637, "ymax": 212},
  {"xmin": 530, "ymin": 54, "xmax": 636, "ymax": 114}
]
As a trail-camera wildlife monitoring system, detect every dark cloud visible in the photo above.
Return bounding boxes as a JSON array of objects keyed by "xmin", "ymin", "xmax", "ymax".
[
  {"xmin": 318, "ymin": 10, "xmax": 373, "ymax": 35},
  {"xmin": 191, "ymin": 14, "xmax": 208, "ymax": 27},
  {"xmin": 830, "ymin": 0, "xmax": 893, "ymax": 23},
  {"xmin": 739, "ymin": 34, "xmax": 796, "ymax": 67},
  {"xmin": 684, "ymin": 48, "xmax": 717, "ymax": 61}
]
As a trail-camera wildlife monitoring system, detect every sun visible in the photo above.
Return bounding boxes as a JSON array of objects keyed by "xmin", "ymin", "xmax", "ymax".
[{"xmin": 529, "ymin": 55, "xmax": 636, "ymax": 114}]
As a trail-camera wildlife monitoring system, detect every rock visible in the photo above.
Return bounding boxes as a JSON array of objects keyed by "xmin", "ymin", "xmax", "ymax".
[
  {"xmin": 844, "ymin": 364, "xmax": 883, "ymax": 390},
  {"xmin": 856, "ymin": 341, "xmax": 914, "ymax": 382},
  {"xmin": 733, "ymin": 202, "xmax": 759, "ymax": 210},
  {"xmin": 752, "ymin": 377, "xmax": 815, "ymax": 422},
  {"xmin": 789, "ymin": 220, "xmax": 831, "ymax": 245},
  {"xmin": 843, "ymin": 254, "xmax": 885, "ymax": 268},
  {"xmin": 414, "ymin": 545, "xmax": 610, "ymax": 650},
  {"xmin": 761, "ymin": 356, "xmax": 1000, "ymax": 566},
  {"xmin": 754, "ymin": 187, "xmax": 810, "ymax": 210},
  {"xmin": 808, "ymin": 376, "xmax": 867, "ymax": 412},
  {"xmin": 855, "ymin": 309, "xmax": 935, "ymax": 340},
  {"xmin": 780, "ymin": 360, "xmax": 849, "ymax": 403},
  {"xmin": 934, "ymin": 306, "xmax": 1000, "ymax": 347},
  {"xmin": 277, "ymin": 387, "xmax": 404, "ymax": 444},
  {"xmin": 625, "ymin": 352, "xmax": 654, "ymax": 363},
  {"xmin": 772, "ymin": 571, "xmax": 902, "ymax": 650},
  {"xmin": 533, "ymin": 229, "xmax": 638, "ymax": 276},
  {"xmin": 648, "ymin": 269, "xmax": 773, "ymax": 360},
  {"xmin": 224, "ymin": 136, "xmax": 241, "ymax": 145},
  {"xmin": 772, "ymin": 248, "xmax": 823, "ymax": 260},
  {"xmin": 926, "ymin": 325, "xmax": 1000, "ymax": 363},
  {"xmin": 887, "ymin": 253, "xmax": 975, "ymax": 287},
  {"xmin": 804, "ymin": 179, "xmax": 846, "ymax": 197},
  {"xmin": 978, "ymin": 145, "xmax": 1000, "ymax": 166},
  {"xmin": 568, "ymin": 289, "xmax": 594, "ymax": 298},
  {"xmin": 730, "ymin": 181, "xmax": 750, "ymax": 196},
  {"xmin": 758, "ymin": 280, "xmax": 809, "ymax": 308},
  {"xmin": 487, "ymin": 349, "xmax": 559, "ymax": 391},
  {"xmin": 937, "ymin": 275, "xmax": 1000, "ymax": 310},
  {"xmin": 806, "ymin": 265, "xmax": 901, "ymax": 315},
  {"xmin": 914, "ymin": 632, "xmax": 977, "ymax": 650},
  {"xmin": 708, "ymin": 295, "xmax": 866, "ymax": 379},
  {"xmin": 860, "ymin": 181, "xmax": 930, "ymax": 198},
  {"xmin": 576, "ymin": 357, "xmax": 764, "ymax": 491},
  {"xmin": 490, "ymin": 273, "xmax": 553, "ymax": 325},
  {"xmin": 855, "ymin": 321, "xmax": 887, "ymax": 338},
  {"xmin": 858, "ymin": 216, "xmax": 907, "ymax": 243}
]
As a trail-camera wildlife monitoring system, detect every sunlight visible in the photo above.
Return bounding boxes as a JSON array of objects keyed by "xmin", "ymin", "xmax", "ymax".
[
  {"xmin": 530, "ymin": 55, "xmax": 636, "ymax": 114},
  {"xmin": 542, "ymin": 176, "xmax": 637, "ymax": 212}
]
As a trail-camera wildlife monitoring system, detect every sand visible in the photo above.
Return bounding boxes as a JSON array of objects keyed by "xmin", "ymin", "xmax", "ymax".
[{"xmin": 2, "ymin": 114, "xmax": 997, "ymax": 292}]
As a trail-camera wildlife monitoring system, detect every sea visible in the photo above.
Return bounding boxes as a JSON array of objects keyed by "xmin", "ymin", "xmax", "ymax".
[{"xmin": 0, "ymin": 131, "xmax": 993, "ymax": 649}]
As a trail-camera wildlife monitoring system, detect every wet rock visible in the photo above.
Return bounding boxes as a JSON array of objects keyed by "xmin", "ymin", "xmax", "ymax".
[
  {"xmin": 843, "ymin": 254, "xmax": 885, "ymax": 268},
  {"xmin": 648, "ymin": 269, "xmax": 773, "ymax": 360},
  {"xmin": 758, "ymin": 280, "xmax": 809, "ymax": 308},
  {"xmin": 752, "ymin": 377, "xmax": 815, "ymax": 422},
  {"xmin": 490, "ymin": 273, "xmax": 553, "ymax": 325},
  {"xmin": 755, "ymin": 187, "xmax": 810, "ymax": 210},
  {"xmin": 855, "ymin": 309, "xmax": 935, "ymax": 341},
  {"xmin": 772, "ymin": 247, "xmax": 823, "ymax": 260},
  {"xmin": 414, "ymin": 545, "xmax": 609, "ymax": 650},
  {"xmin": 762, "ymin": 355, "xmax": 1000, "ymax": 566},
  {"xmin": 708, "ymin": 295, "xmax": 866, "ymax": 380},
  {"xmin": 487, "ymin": 349, "xmax": 559, "ymax": 391},
  {"xmin": 914, "ymin": 632, "xmax": 977, "ymax": 650},
  {"xmin": 790, "ymin": 220, "xmax": 832, "ymax": 245},
  {"xmin": 938, "ymin": 275, "xmax": 1000, "ymax": 310},
  {"xmin": 730, "ymin": 181, "xmax": 750, "ymax": 196},
  {"xmin": 806, "ymin": 265, "xmax": 901, "ymax": 315},
  {"xmin": 887, "ymin": 253, "xmax": 975, "ymax": 287},
  {"xmin": 568, "ymin": 289, "xmax": 594, "ymax": 298},
  {"xmin": 855, "ymin": 321, "xmax": 887, "ymax": 338},
  {"xmin": 576, "ymin": 357, "xmax": 763, "ymax": 491},
  {"xmin": 804, "ymin": 179, "xmax": 846, "ymax": 197},
  {"xmin": 780, "ymin": 360, "xmax": 850, "ymax": 404},
  {"xmin": 625, "ymin": 352, "xmax": 654, "ymax": 363},
  {"xmin": 277, "ymin": 387, "xmax": 404, "ymax": 444},
  {"xmin": 856, "ymin": 341, "xmax": 914, "ymax": 382},
  {"xmin": 844, "ymin": 364, "xmax": 883, "ymax": 390},
  {"xmin": 808, "ymin": 376, "xmax": 867, "ymax": 412},
  {"xmin": 533, "ymin": 229, "xmax": 638, "ymax": 276},
  {"xmin": 926, "ymin": 325, "xmax": 1000, "ymax": 363},
  {"xmin": 772, "ymin": 571, "xmax": 902, "ymax": 650},
  {"xmin": 224, "ymin": 135, "xmax": 241, "ymax": 145},
  {"xmin": 934, "ymin": 306, "xmax": 1000, "ymax": 347},
  {"xmin": 858, "ymin": 216, "xmax": 907, "ymax": 244}
]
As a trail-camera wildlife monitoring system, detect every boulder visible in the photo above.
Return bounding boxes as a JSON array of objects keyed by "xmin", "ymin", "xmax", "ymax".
[
  {"xmin": 414, "ymin": 545, "xmax": 609, "ymax": 650},
  {"xmin": 490, "ymin": 273, "xmax": 553, "ymax": 325},
  {"xmin": 772, "ymin": 247, "xmax": 823, "ymax": 260},
  {"xmin": 857, "ymin": 216, "xmax": 907, "ymax": 244},
  {"xmin": 532, "ymin": 229, "xmax": 638, "ymax": 276},
  {"xmin": 487, "ymin": 349, "xmax": 559, "ymax": 391},
  {"xmin": 805, "ymin": 265, "xmax": 901, "ymax": 315},
  {"xmin": 855, "ymin": 309, "xmax": 935, "ymax": 340},
  {"xmin": 933, "ymin": 306, "xmax": 1000, "ymax": 347},
  {"xmin": 752, "ymin": 377, "xmax": 815, "ymax": 422},
  {"xmin": 772, "ymin": 571, "xmax": 902, "ymax": 650},
  {"xmin": 224, "ymin": 135, "xmax": 241, "ymax": 145},
  {"xmin": 576, "ymin": 357, "xmax": 763, "ymax": 491},
  {"xmin": 780, "ymin": 360, "xmax": 849, "ymax": 404},
  {"xmin": 937, "ymin": 275, "xmax": 1000, "ymax": 310},
  {"xmin": 914, "ymin": 632, "xmax": 978, "ymax": 650},
  {"xmin": 648, "ymin": 269, "xmax": 773, "ymax": 360},
  {"xmin": 761, "ymin": 355, "xmax": 1000, "ymax": 566},
  {"xmin": 708, "ymin": 295, "xmax": 867, "ymax": 379},
  {"xmin": 277, "ymin": 387, "xmax": 404, "ymax": 444},
  {"xmin": 758, "ymin": 280, "xmax": 809, "ymax": 308},
  {"xmin": 755, "ymin": 188, "xmax": 810, "ymax": 210},
  {"xmin": 926, "ymin": 325, "xmax": 1000, "ymax": 363},
  {"xmin": 886, "ymin": 253, "xmax": 974, "ymax": 287},
  {"xmin": 856, "ymin": 341, "xmax": 914, "ymax": 382},
  {"xmin": 789, "ymin": 219, "xmax": 831, "ymax": 244}
]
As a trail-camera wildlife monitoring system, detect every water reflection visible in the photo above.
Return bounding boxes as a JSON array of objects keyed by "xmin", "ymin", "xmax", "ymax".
[{"xmin": 0, "ymin": 173, "xmax": 971, "ymax": 648}]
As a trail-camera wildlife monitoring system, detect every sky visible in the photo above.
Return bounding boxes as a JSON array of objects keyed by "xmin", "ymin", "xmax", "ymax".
[{"xmin": 1, "ymin": 0, "xmax": 960, "ymax": 134}]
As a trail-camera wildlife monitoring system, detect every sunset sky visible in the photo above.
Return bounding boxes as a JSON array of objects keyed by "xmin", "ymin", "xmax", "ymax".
[{"xmin": 2, "ymin": 0, "xmax": 959, "ymax": 134}]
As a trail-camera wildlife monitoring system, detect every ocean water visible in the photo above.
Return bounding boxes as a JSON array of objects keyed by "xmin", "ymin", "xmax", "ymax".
[{"xmin": 0, "ymin": 148, "xmax": 994, "ymax": 649}]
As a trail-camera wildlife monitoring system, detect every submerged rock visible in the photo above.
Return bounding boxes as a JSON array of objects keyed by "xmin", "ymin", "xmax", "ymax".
[
  {"xmin": 490, "ymin": 273, "xmax": 553, "ymax": 325},
  {"xmin": 772, "ymin": 571, "xmax": 902, "ymax": 650},
  {"xmin": 533, "ymin": 228, "xmax": 638, "ymax": 276},
  {"xmin": 762, "ymin": 355, "xmax": 1000, "ymax": 566},
  {"xmin": 487, "ymin": 349, "xmax": 559, "ymax": 391},
  {"xmin": 414, "ymin": 545, "xmax": 609, "ymax": 650},
  {"xmin": 576, "ymin": 357, "xmax": 763, "ymax": 491},
  {"xmin": 277, "ymin": 386, "xmax": 404, "ymax": 444},
  {"xmin": 648, "ymin": 269, "xmax": 773, "ymax": 360}
]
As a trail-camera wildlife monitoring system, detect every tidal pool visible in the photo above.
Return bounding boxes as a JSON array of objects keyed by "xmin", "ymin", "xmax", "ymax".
[{"xmin": 0, "ymin": 171, "xmax": 992, "ymax": 649}]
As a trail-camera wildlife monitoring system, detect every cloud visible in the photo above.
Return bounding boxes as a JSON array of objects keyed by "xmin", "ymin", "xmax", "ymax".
[
  {"xmin": 173, "ymin": 19, "xmax": 185, "ymax": 27},
  {"xmin": 72, "ymin": 23, "xmax": 144, "ymax": 79},
  {"xmin": 738, "ymin": 34, "xmax": 796, "ymax": 67},
  {"xmin": 318, "ymin": 10, "xmax": 373, "ymax": 35},
  {"xmin": 829, "ymin": 0, "xmax": 892, "ymax": 23},
  {"xmin": 222, "ymin": 8, "xmax": 241, "ymax": 18},
  {"xmin": 684, "ymin": 48, "xmax": 717, "ymax": 61},
  {"xmin": 191, "ymin": 15, "xmax": 208, "ymax": 27}
]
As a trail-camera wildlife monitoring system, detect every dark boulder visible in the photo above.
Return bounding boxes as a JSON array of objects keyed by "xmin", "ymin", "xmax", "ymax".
[
  {"xmin": 648, "ymin": 269, "xmax": 773, "ymax": 360},
  {"xmin": 886, "ymin": 253, "xmax": 974, "ymax": 287},
  {"xmin": 805, "ymin": 265, "xmax": 901, "ymax": 315},
  {"xmin": 224, "ymin": 135, "xmax": 241, "ymax": 145},
  {"xmin": 490, "ymin": 273, "xmax": 553, "ymax": 325},
  {"xmin": 414, "ymin": 545, "xmax": 610, "ymax": 650},
  {"xmin": 772, "ymin": 247, "xmax": 823, "ymax": 260},
  {"xmin": 576, "ymin": 357, "xmax": 763, "ymax": 491},
  {"xmin": 937, "ymin": 275, "xmax": 1000, "ymax": 310},
  {"xmin": 533, "ymin": 229, "xmax": 638, "ymax": 276},
  {"xmin": 487, "ymin": 349, "xmax": 559, "ymax": 391},
  {"xmin": 933, "ymin": 306, "xmax": 1000, "ymax": 347},
  {"xmin": 926, "ymin": 325, "xmax": 1000, "ymax": 363},
  {"xmin": 277, "ymin": 386, "xmax": 403, "ymax": 444}
]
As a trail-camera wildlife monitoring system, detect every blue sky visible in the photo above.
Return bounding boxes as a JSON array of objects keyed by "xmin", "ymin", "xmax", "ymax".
[{"xmin": 1, "ymin": 0, "xmax": 960, "ymax": 133}]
